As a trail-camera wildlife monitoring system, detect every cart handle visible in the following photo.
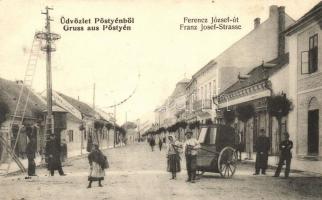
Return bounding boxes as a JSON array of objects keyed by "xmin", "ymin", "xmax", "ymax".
[{"xmin": 172, "ymin": 144, "xmax": 219, "ymax": 155}]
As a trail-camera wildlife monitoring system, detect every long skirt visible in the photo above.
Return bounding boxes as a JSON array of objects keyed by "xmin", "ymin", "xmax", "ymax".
[
  {"xmin": 88, "ymin": 162, "xmax": 105, "ymax": 181},
  {"xmin": 167, "ymin": 154, "xmax": 181, "ymax": 173}
]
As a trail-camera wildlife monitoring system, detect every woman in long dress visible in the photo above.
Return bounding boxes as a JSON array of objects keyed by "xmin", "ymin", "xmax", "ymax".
[
  {"xmin": 87, "ymin": 144, "xmax": 107, "ymax": 188},
  {"xmin": 166, "ymin": 135, "xmax": 181, "ymax": 180}
]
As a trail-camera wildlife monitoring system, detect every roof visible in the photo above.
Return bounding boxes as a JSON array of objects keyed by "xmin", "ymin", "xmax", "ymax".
[
  {"xmin": 0, "ymin": 77, "xmax": 47, "ymax": 119},
  {"xmin": 170, "ymin": 80, "xmax": 189, "ymax": 98},
  {"xmin": 192, "ymin": 60, "xmax": 216, "ymax": 79},
  {"xmin": 56, "ymin": 92, "xmax": 96, "ymax": 118},
  {"xmin": 221, "ymin": 53, "xmax": 289, "ymax": 94},
  {"xmin": 285, "ymin": 1, "xmax": 322, "ymax": 35}
]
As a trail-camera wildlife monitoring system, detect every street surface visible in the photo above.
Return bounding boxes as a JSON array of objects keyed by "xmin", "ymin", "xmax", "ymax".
[{"xmin": 0, "ymin": 143, "xmax": 321, "ymax": 200}]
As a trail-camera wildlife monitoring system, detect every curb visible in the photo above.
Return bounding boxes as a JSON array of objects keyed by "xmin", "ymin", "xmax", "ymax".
[
  {"xmin": 240, "ymin": 160, "xmax": 322, "ymax": 177},
  {"xmin": 1, "ymin": 147, "xmax": 114, "ymax": 177}
]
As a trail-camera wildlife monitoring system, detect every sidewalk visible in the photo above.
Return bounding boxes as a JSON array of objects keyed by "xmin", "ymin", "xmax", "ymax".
[
  {"xmin": 0, "ymin": 146, "xmax": 113, "ymax": 176},
  {"xmin": 241, "ymin": 152, "xmax": 322, "ymax": 176}
]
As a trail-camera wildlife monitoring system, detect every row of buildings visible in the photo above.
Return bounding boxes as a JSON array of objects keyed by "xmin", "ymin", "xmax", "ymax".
[
  {"xmin": 155, "ymin": 3, "xmax": 322, "ymax": 162},
  {"xmin": 0, "ymin": 77, "xmax": 135, "ymax": 164}
]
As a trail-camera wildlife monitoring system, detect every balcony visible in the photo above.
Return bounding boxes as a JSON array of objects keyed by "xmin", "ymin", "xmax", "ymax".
[{"xmin": 193, "ymin": 99, "xmax": 212, "ymax": 111}]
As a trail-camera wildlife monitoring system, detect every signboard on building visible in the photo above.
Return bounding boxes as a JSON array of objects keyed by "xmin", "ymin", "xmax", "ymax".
[{"xmin": 52, "ymin": 91, "xmax": 83, "ymax": 120}]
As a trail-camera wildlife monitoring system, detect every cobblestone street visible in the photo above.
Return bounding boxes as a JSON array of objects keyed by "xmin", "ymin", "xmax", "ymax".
[{"xmin": 0, "ymin": 143, "xmax": 321, "ymax": 200}]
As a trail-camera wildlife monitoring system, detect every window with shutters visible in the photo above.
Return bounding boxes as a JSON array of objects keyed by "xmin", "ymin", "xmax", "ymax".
[{"xmin": 308, "ymin": 34, "xmax": 318, "ymax": 73}]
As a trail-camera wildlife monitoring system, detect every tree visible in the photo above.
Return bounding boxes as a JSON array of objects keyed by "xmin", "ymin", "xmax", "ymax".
[
  {"xmin": 267, "ymin": 94, "xmax": 293, "ymax": 147},
  {"xmin": 236, "ymin": 104, "xmax": 255, "ymax": 159}
]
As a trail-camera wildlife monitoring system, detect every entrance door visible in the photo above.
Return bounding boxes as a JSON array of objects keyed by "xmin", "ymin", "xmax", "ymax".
[{"xmin": 308, "ymin": 109, "xmax": 319, "ymax": 155}]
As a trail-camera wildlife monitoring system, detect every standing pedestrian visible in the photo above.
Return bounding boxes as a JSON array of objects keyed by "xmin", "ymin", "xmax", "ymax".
[
  {"xmin": 254, "ymin": 129, "xmax": 270, "ymax": 175},
  {"xmin": 166, "ymin": 135, "xmax": 181, "ymax": 179},
  {"xmin": 87, "ymin": 143, "xmax": 108, "ymax": 188},
  {"xmin": 60, "ymin": 139, "xmax": 67, "ymax": 163},
  {"xmin": 149, "ymin": 135, "xmax": 156, "ymax": 151},
  {"xmin": 158, "ymin": 137, "xmax": 163, "ymax": 151},
  {"xmin": 46, "ymin": 134, "xmax": 66, "ymax": 176},
  {"xmin": 236, "ymin": 131, "xmax": 244, "ymax": 161},
  {"xmin": 26, "ymin": 138, "xmax": 36, "ymax": 177},
  {"xmin": 273, "ymin": 133, "xmax": 293, "ymax": 178},
  {"xmin": 183, "ymin": 130, "xmax": 200, "ymax": 183}
]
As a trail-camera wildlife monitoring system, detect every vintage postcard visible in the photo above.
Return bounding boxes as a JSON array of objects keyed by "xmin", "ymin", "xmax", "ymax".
[{"xmin": 0, "ymin": 0, "xmax": 321, "ymax": 199}]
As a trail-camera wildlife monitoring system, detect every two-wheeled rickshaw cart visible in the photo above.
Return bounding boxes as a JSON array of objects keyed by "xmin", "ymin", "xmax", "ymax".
[{"xmin": 195, "ymin": 124, "xmax": 238, "ymax": 178}]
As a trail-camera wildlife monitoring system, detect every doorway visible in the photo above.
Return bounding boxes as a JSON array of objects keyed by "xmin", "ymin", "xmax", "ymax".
[{"xmin": 308, "ymin": 109, "xmax": 319, "ymax": 155}]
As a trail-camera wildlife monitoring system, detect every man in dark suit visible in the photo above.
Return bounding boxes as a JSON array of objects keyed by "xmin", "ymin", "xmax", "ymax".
[
  {"xmin": 254, "ymin": 129, "xmax": 270, "ymax": 175},
  {"xmin": 26, "ymin": 138, "xmax": 37, "ymax": 177},
  {"xmin": 46, "ymin": 134, "xmax": 66, "ymax": 176},
  {"xmin": 273, "ymin": 133, "xmax": 293, "ymax": 178}
]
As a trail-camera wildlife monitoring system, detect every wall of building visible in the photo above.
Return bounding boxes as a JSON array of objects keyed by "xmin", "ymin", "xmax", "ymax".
[
  {"xmin": 61, "ymin": 118, "xmax": 83, "ymax": 157},
  {"xmin": 287, "ymin": 34, "xmax": 298, "ymax": 156},
  {"xmin": 214, "ymin": 6, "xmax": 294, "ymax": 74},
  {"xmin": 296, "ymin": 22, "xmax": 322, "ymax": 157}
]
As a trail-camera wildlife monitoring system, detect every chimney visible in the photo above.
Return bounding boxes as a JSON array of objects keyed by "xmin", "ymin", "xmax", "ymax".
[
  {"xmin": 278, "ymin": 6, "xmax": 285, "ymax": 57},
  {"xmin": 254, "ymin": 18, "xmax": 261, "ymax": 29},
  {"xmin": 269, "ymin": 5, "xmax": 278, "ymax": 18}
]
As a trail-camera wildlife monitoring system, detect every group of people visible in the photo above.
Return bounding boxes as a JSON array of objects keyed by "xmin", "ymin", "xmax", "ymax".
[
  {"xmin": 254, "ymin": 129, "xmax": 293, "ymax": 178},
  {"xmin": 25, "ymin": 133, "xmax": 109, "ymax": 188},
  {"xmin": 148, "ymin": 136, "xmax": 165, "ymax": 152},
  {"xmin": 165, "ymin": 128, "xmax": 293, "ymax": 183},
  {"xmin": 166, "ymin": 130, "xmax": 200, "ymax": 183}
]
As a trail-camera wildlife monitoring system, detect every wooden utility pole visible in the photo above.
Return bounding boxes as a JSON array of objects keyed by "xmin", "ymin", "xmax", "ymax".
[
  {"xmin": 93, "ymin": 83, "xmax": 96, "ymax": 110},
  {"xmin": 44, "ymin": 7, "xmax": 54, "ymax": 136},
  {"xmin": 113, "ymin": 104, "xmax": 116, "ymax": 148},
  {"xmin": 36, "ymin": 6, "xmax": 61, "ymax": 160}
]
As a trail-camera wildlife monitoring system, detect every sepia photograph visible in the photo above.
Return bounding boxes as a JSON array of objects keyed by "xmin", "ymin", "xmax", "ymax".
[{"xmin": 0, "ymin": 0, "xmax": 321, "ymax": 199}]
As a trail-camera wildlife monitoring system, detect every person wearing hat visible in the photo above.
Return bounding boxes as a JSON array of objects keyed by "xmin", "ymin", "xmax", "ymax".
[
  {"xmin": 254, "ymin": 129, "xmax": 270, "ymax": 175},
  {"xmin": 166, "ymin": 135, "xmax": 181, "ymax": 180},
  {"xmin": 273, "ymin": 132, "xmax": 293, "ymax": 178},
  {"xmin": 87, "ymin": 143, "xmax": 108, "ymax": 188},
  {"xmin": 183, "ymin": 130, "xmax": 200, "ymax": 183},
  {"xmin": 46, "ymin": 134, "xmax": 66, "ymax": 176}
]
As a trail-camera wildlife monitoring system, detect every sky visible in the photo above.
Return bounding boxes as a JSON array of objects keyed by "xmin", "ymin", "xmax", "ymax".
[{"xmin": 0, "ymin": 0, "xmax": 320, "ymax": 124}]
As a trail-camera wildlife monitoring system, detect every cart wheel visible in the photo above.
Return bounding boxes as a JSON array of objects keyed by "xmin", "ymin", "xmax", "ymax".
[{"xmin": 218, "ymin": 146, "xmax": 237, "ymax": 178}]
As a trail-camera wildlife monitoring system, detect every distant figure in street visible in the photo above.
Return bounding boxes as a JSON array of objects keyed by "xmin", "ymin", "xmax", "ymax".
[
  {"xmin": 46, "ymin": 134, "xmax": 66, "ymax": 176},
  {"xmin": 163, "ymin": 137, "xmax": 166, "ymax": 144},
  {"xmin": 166, "ymin": 135, "xmax": 181, "ymax": 179},
  {"xmin": 149, "ymin": 136, "xmax": 156, "ymax": 151},
  {"xmin": 254, "ymin": 129, "xmax": 270, "ymax": 175},
  {"xmin": 60, "ymin": 139, "xmax": 67, "ymax": 163},
  {"xmin": 183, "ymin": 130, "xmax": 200, "ymax": 183},
  {"xmin": 273, "ymin": 133, "xmax": 293, "ymax": 178},
  {"xmin": 26, "ymin": 138, "xmax": 37, "ymax": 177},
  {"xmin": 87, "ymin": 143, "xmax": 108, "ymax": 188},
  {"xmin": 158, "ymin": 137, "xmax": 163, "ymax": 151}
]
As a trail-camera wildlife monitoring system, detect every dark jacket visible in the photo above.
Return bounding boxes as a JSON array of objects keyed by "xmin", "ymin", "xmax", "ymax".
[
  {"xmin": 255, "ymin": 136, "xmax": 270, "ymax": 153},
  {"xmin": 26, "ymin": 142, "xmax": 36, "ymax": 160},
  {"xmin": 46, "ymin": 139, "xmax": 62, "ymax": 170},
  {"xmin": 88, "ymin": 149, "xmax": 107, "ymax": 169},
  {"xmin": 279, "ymin": 140, "xmax": 293, "ymax": 158}
]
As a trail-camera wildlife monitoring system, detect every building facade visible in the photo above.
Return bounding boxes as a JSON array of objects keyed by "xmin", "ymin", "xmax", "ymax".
[{"xmin": 286, "ymin": 2, "xmax": 322, "ymax": 160}]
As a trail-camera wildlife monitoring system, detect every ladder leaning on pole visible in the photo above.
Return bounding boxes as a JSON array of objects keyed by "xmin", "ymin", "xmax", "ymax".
[{"xmin": 5, "ymin": 35, "xmax": 43, "ymax": 173}]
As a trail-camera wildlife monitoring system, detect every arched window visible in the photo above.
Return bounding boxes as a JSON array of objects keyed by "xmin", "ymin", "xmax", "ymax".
[{"xmin": 308, "ymin": 97, "xmax": 319, "ymax": 111}]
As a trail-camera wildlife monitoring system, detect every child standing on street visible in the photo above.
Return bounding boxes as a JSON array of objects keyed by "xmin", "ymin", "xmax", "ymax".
[{"xmin": 87, "ymin": 143, "xmax": 108, "ymax": 188}]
